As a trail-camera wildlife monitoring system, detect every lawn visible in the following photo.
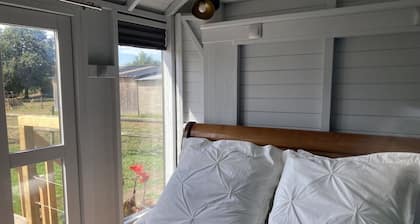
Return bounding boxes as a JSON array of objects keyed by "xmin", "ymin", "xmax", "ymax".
[{"xmin": 6, "ymin": 99, "xmax": 164, "ymax": 221}]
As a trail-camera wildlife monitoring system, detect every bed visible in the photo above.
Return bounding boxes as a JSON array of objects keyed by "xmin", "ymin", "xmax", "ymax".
[
  {"xmin": 183, "ymin": 122, "xmax": 420, "ymax": 157},
  {"xmin": 133, "ymin": 122, "xmax": 420, "ymax": 224}
]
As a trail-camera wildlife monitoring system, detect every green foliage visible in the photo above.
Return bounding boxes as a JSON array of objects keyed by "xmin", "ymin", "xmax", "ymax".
[
  {"xmin": 126, "ymin": 51, "xmax": 159, "ymax": 66},
  {"xmin": 0, "ymin": 26, "xmax": 55, "ymax": 98}
]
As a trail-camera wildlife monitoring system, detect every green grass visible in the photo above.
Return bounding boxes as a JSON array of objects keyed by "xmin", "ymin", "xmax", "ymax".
[{"xmin": 6, "ymin": 100, "xmax": 164, "ymax": 219}]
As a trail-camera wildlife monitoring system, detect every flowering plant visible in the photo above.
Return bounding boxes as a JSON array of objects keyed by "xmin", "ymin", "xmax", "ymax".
[{"xmin": 123, "ymin": 164, "xmax": 150, "ymax": 216}]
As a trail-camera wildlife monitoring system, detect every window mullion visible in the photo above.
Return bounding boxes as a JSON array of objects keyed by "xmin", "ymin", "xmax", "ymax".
[{"xmin": 0, "ymin": 55, "xmax": 15, "ymax": 224}]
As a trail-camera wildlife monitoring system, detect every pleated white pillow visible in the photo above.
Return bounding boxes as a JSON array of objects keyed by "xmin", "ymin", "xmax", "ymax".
[
  {"xmin": 269, "ymin": 150, "xmax": 420, "ymax": 224},
  {"xmin": 143, "ymin": 137, "xmax": 284, "ymax": 224}
]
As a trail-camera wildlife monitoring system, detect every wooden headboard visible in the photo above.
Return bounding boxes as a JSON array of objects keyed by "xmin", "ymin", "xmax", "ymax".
[{"xmin": 183, "ymin": 122, "xmax": 420, "ymax": 157}]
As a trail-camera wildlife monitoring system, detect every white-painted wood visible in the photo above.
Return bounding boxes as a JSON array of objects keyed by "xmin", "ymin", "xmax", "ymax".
[
  {"xmin": 78, "ymin": 78, "xmax": 119, "ymax": 224},
  {"xmin": 333, "ymin": 115, "xmax": 420, "ymax": 136},
  {"xmin": 181, "ymin": 17, "xmax": 205, "ymax": 123},
  {"xmin": 204, "ymin": 42, "xmax": 239, "ymax": 125},
  {"xmin": 239, "ymin": 40, "xmax": 323, "ymax": 130},
  {"xmin": 242, "ymin": 98, "xmax": 322, "ymax": 113},
  {"xmin": 127, "ymin": 0, "xmax": 142, "ymax": 11},
  {"xmin": 163, "ymin": 15, "xmax": 177, "ymax": 183},
  {"xmin": 182, "ymin": 19, "xmax": 204, "ymax": 57},
  {"xmin": 204, "ymin": 0, "xmax": 420, "ymax": 30},
  {"xmin": 165, "ymin": 0, "xmax": 189, "ymax": 16},
  {"xmin": 335, "ymin": 84, "xmax": 420, "ymax": 100},
  {"xmin": 223, "ymin": 0, "xmax": 326, "ymax": 20},
  {"xmin": 241, "ymin": 70, "xmax": 323, "ymax": 85},
  {"xmin": 175, "ymin": 13, "xmax": 184, "ymax": 159},
  {"xmin": 321, "ymin": 38, "xmax": 335, "ymax": 131},
  {"xmin": 335, "ymin": 66, "xmax": 420, "ymax": 83},
  {"xmin": 337, "ymin": 0, "xmax": 395, "ymax": 7},
  {"xmin": 203, "ymin": 7, "xmax": 420, "ymax": 44},
  {"xmin": 335, "ymin": 48, "xmax": 420, "ymax": 68},
  {"xmin": 91, "ymin": 0, "xmax": 167, "ymax": 21},
  {"xmin": 0, "ymin": 53, "xmax": 14, "ymax": 224},
  {"xmin": 0, "ymin": 5, "xmax": 82, "ymax": 224},
  {"xmin": 242, "ymin": 112, "xmax": 322, "ymax": 130},
  {"xmin": 332, "ymin": 33, "xmax": 420, "ymax": 137},
  {"xmin": 241, "ymin": 54, "xmax": 323, "ymax": 71},
  {"xmin": 334, "ymin": 100, "xmax": 420, "ymax": 117},
  {"xmin": 243, "ymin": 84, "xmax": 322, "ymax": 99},
  {"xmin": 241, "ymin": 39, "xmax": 323, "ymax": 57},
  {"xmin": 326, "ymin": 0, "xmax": 337, "ymax": 8}
]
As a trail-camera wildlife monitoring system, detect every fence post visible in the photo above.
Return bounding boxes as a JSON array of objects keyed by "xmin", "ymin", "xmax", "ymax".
[{"xmin": 18, "ymin": 125, "xmax": 41, "ymax": 224}]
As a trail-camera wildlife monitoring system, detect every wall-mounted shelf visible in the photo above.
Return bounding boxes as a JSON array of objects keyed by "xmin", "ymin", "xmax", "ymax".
[
  {"xmin": 201, "ymin": 0, "xmax": 420, "ymax": 44},
  {"xmin": 88, "ymin": 64, "xmax": 117, "ymax": 78},
  {"xmin": 82, "ymin": 9, "xmax": 119, "ymax": 78}
]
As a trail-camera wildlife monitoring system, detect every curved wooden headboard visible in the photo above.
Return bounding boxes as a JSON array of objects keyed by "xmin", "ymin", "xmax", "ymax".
[{"xmin": 183, "ymin": 122, "xmax": 420, "ymax": 157}]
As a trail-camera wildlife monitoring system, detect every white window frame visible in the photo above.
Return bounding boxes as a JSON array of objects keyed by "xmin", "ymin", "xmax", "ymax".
[
  {"xmin": 0, "ymin": 4, "xmax": 81, "ymax": 224},
  {"xmin": 115, "ymin": 13, "xmax": 178, "ymax": 222}
]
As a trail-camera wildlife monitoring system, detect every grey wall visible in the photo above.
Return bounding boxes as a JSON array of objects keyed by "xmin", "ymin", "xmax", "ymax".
[
  {"xmin": 337, "ymin": 0, "xmax": 396, "ymax": 7},
  {"xmin": 236, "ymin": 32, "xmax": 420, "ymax": 137},
  {"xmin": 180, "ymin": 0, "xmax": 420, "ymax": 138},
  {"xmin": 332, "ymin": 33, "xmax": 420, "ymax": 137},
  {"xmin": 182, "ymin": 20, "xmax": 204, "ymax": 122},
  {"xmin": 239, "ymin": 40, "xmax": 324, "ymax": 130}
]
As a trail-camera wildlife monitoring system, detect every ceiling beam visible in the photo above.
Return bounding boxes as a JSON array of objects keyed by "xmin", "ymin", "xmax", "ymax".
[
  {"xmin": 127, "ymin": 0, "xmax": 142, "ymax": 11},
  {"xmin": 88, "ymin": 0, "xmax": 166, "ymax": 21},
  {"xmin": 165, "ymin": 0, "xmax": 190, "ymax": 16}
]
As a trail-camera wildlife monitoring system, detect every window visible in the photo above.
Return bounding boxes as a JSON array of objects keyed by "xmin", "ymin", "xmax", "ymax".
[
  {"xmin": 0, "ymin": 5, "xmax": 80, "ymax": 224},
  {"xmin": 118, "ymin": 46, "xmax": 165, "ymax": 218}
]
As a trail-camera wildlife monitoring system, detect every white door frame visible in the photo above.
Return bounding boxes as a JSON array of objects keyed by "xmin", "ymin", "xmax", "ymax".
[{"xmin": 0, "ymin": 4, "xmax": 81, "ymax": 224}]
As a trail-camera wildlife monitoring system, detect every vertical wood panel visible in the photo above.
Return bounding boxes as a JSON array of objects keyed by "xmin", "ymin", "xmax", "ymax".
[
  {"xmin": 204, "ymin": 42, "xmax": 239, "ymax": 125},
  {"xmin": 321, "ymin": 39, "xmax": 335, "ymax": 131},
  {"xmin": 181, "ymin": 18, "xmax": 204, "ymax": 123}
]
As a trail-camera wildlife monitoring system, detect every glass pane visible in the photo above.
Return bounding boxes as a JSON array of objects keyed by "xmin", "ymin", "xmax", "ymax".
[
  {"xmin": 118, "ymin": 46, "xmax": 164, "ymax": 218},
  {"xmin": 0, "ymin": 24, "xmax": 62, "ymax": 153},
  {"xmin": 11, "ymin": 159, "xmax": 66, "ymax": 224}
]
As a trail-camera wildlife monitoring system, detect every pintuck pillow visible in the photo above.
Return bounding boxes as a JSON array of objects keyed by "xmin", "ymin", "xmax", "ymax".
[
  {"xmin": 269, "ymin": 150, "xmax": 420, "ymax": 224},
  {"xmin": 142, "ymin": 137, "xmax": 285, "ymax": 224}
]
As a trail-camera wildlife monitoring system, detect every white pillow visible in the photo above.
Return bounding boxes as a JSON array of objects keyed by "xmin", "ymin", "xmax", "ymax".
[
  {"xmin": 143, "ymin": 137, "xmax": 285, "ymax": 224},
  {"xmin": 269, "ymin": 150, "xmax": 420, "ymax": 224}
]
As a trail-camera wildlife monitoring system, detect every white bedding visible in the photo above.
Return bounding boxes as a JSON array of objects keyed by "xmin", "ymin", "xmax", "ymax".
[
  {"xmin": 141, "ymin": 137, "xmax": 285, "ymax": 224},
  {"xmin": 269, "ymin": 150, "xmax": 420, "ymax": 224}
]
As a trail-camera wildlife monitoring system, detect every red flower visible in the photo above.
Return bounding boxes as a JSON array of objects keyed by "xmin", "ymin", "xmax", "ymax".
[
  {"xmin": 130, "ymin": 164, "xmax": 144, "ymax": 177},
  {"xmin": 138, "ymin": 172, "xmax": 150, "ymax": 183},
  {"xmin": 130, "ymin": 164, "xmax": 150, "ymax": 183}
]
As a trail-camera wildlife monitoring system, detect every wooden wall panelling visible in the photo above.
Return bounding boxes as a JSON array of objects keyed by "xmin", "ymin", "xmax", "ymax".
[
  {"xmin": 239, "ymin": 39, "xmax": 324, "ymax": 130},
  {"xmin": 203, "ymin": 42, "xmax": 239, "ymax": 125},
  {"xmin": 331, "ymin": 32, "xmax": 420, "ymax": 137}
]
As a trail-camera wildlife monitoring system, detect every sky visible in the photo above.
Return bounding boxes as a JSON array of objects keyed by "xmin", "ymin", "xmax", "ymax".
[{"xmin": 118, "ymin": 46, "xmax": 162, "ymax": 66}]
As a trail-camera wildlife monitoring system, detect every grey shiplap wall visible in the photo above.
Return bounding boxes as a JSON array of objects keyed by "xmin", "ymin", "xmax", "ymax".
[
  {"xmin": 182, "ymin": 20, "xmax": 204, "ymax": 122},
  {"xmin": 331, "ymin": 32, "xmax": 420, "ymax": 137},
  {"xmin": 337, "ymin": 0, "xmax": 396, "ymax": 7},
  {"xmin": 239, "ymin": 39, "xmax": 324, "ymax": 130}
]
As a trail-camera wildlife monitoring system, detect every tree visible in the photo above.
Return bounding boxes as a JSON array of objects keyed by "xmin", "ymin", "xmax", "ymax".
[
  {"xmin": 126, "ymin": 51, "xmax": 159, "ymax": 66},
  {"xmin": 0, "ymin": 26, "xmax": 55, "ymax": 98}
]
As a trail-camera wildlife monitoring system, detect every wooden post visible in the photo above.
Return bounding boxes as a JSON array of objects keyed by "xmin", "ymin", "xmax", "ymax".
[
  {"xmin": 45, "ymin": 161, "xmax": 58, "ymax": 224},
  {"xmin": 17, "ymin": 115, "xmax": 60, "ymax": 224},
  {"xmin": 18, "ymin": 125, "xmax": 41, "ymax": 224}
]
